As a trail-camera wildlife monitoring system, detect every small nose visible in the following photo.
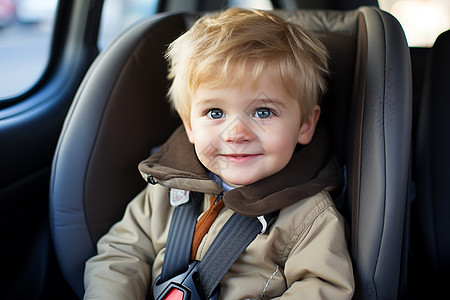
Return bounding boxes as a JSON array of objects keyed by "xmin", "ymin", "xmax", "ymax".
[{"xmin": 224, "ymin": 119, "xmax": 255, "ymax": 143}]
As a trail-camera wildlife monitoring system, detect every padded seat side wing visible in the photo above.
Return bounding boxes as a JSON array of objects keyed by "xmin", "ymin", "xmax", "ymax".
[
  {"xmin": 49, "ymin": 13, "xmax": 188, "ymax": 297},
  {"xmin": 351, "ymin": 7, "xmax": 412, "ymax": 300}
]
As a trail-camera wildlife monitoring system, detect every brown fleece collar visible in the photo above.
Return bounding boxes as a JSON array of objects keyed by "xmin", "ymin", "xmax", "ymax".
[
  {"xmin": 139, "ymin": 126, "xmax": 219, "ymax": 194},
  {"xmin": 139, "ymin": 124, "xmax": 343, "ymax": 217}
]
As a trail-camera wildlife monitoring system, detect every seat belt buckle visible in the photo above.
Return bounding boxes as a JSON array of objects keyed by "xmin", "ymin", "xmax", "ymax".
[{"xmin": 153, "ymin": 261, "xmax": 220, "ymax": 300}]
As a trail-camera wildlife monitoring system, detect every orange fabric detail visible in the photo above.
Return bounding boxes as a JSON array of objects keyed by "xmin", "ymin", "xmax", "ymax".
[{"xmin": 190, "ymin": 195, "xmax": 224, "ymax": 260}]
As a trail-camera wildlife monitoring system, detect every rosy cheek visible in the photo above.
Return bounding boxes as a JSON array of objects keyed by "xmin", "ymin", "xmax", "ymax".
[
  {"xmin": 267, "ymin": 131, "xmax": 289, "ymax": 148},
  {"xmin": 194, "ymin": 131, "xmax": 219, "ymax": 157}
]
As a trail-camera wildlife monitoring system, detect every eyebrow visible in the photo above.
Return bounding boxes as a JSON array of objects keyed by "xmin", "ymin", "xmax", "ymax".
[
  {"xmin": 194, "ymin": 98, "xmax": 220, "ymax": 106},
  {"xmin": 192, "ymin": 98, "xmax": 222, "ymax": 110},
  {"xmin": 250, "ymin": 97, "xmax": 289, "ymax": 109},
  {"xmin": 193, "ymin": 96, "xmax": 290, "ymax": 111}
]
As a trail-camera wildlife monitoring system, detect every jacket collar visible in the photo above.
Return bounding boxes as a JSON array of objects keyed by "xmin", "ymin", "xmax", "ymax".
[{"xmin": 139, "ymin": 124, "xmax": 343, "ymax": 217}]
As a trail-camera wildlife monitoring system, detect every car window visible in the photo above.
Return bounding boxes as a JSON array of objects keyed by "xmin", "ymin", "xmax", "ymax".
[
  {"xmin": 228, "ymin": 0, "xmax": 273, "ymax": 9},
  {"xmin": 0, "ymin": 0, "xmax": 58, "ymax": 100},
  {"xmin": 379, "ymin": 0, "xmax": 450, "ymax": 47},
  {"xmin": 98, "ymin": 0, "xmax": 158, "ymax": 50}
]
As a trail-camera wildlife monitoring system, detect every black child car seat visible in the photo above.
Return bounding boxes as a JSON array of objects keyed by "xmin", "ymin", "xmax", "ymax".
[{"xmin": 50, "ymin": 7, "xmax": 412, "ymax": 299}]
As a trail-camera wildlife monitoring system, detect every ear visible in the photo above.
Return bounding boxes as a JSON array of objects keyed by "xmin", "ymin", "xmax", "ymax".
[
  {"xmin": 298, "ymin": 105, "xmax": 321, "ymax": 145},
  {"xmin": 180, "ymin": 112, "xmax": 195, "ymax": 144}
]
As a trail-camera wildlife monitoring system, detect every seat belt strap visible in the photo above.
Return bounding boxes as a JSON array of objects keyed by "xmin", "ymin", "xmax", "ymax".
[
  {"xmin": 197, "ymin": 213, "xmax": 274, "ymax": 299},
  {"xmin": 156, "ymin": 189, "xmax": 275, "ymax": 299},
  {"xmin": 159, "ymin": 191, "xmax": 203, "ymax": 282}
]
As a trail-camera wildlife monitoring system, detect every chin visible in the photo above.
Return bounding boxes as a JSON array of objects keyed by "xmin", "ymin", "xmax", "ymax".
[{"xmin": 223, "ymin": 176, "xmax": 258, "ymax": 187}]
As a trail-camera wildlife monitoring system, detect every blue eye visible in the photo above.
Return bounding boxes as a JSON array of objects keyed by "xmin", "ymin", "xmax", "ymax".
[
  {"xmin": 253, "ymin": 108, "xmax": 273, "ymax": 119},
  {"xmin": 207, "ymin": 108, "xmax": 225, "ymax": 119}
]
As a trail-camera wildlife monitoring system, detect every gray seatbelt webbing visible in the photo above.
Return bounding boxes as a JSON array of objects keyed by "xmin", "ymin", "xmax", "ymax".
[
  {"xmin": 197, "ymin": 213, "xmax": 271, "ymax": 298},
  {"xmin": 159, "ymin": 191, "xmax": 202, "ymax": 282},
  {"xmin": 160, "ymin": 190, "xmax": 275, "ymax": 299}
]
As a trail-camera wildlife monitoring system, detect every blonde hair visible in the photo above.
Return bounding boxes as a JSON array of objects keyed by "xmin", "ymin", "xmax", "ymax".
[{"xmin": 165, "ymin": 8, "xmax": 329, "ymax": 122}]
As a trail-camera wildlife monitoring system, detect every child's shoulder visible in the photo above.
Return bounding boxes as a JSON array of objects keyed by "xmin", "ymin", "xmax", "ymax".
[
  {"xmin": 255, "ymin": 190, "xmax": 345, "ymax": 261},
  {"xmin": 281, "ymin": 189, "xmax": 334, "ymax": 211},
  {"xmin": 276, "ymin": 190, "xmax": 341, "ymax": 232}
]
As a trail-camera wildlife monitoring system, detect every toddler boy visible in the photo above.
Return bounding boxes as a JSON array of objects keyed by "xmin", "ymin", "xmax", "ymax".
[{"xmin": 84, "ymin": 8, "xmax": 354, "ymax": 299}]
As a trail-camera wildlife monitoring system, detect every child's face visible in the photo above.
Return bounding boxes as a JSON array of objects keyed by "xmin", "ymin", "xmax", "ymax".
[{"xmin": 181, "ymin": 69, "xmax": 320, "ymax": 187}]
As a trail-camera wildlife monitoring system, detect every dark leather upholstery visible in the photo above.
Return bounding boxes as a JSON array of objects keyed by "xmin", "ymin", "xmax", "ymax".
[
  {"xmin": 50, "ymin": 13, "xmax": 186, "ymax": 296},
  {"xmin": 49, "ymin": 7, "xmax": 412, "ymax": 299},
  {"xmin": 411, "ymin": 29, "xmax": 450, "ymax": 296}
]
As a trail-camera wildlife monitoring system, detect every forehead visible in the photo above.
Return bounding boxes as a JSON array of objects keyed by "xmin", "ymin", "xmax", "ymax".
[
  {"xmin": 196, "ymin": 58, "xmax": 277, "ymax": 88},
  {"xmin": 192, "ymin": 60, "xmax": 298, "ymax": 105},
  {"xmin": 196, "ymin": 64, "xmax": 287, "ymax": 95}
]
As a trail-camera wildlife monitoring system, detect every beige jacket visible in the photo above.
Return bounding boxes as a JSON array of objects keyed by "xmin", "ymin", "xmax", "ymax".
[{"xmin": 84, "ymin": 126, "xmax": 354, "ymax": 299}]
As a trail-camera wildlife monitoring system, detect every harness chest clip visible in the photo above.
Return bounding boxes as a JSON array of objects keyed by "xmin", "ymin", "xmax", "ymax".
[{"xmin": 153, "ymin": 261, "xmax": 219, "ymax": 300}]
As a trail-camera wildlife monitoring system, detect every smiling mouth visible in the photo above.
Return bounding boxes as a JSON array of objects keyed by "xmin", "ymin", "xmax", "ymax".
[{"xmin": 221, "ymin": 153, "xmax": 262, "ymax": 162}]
